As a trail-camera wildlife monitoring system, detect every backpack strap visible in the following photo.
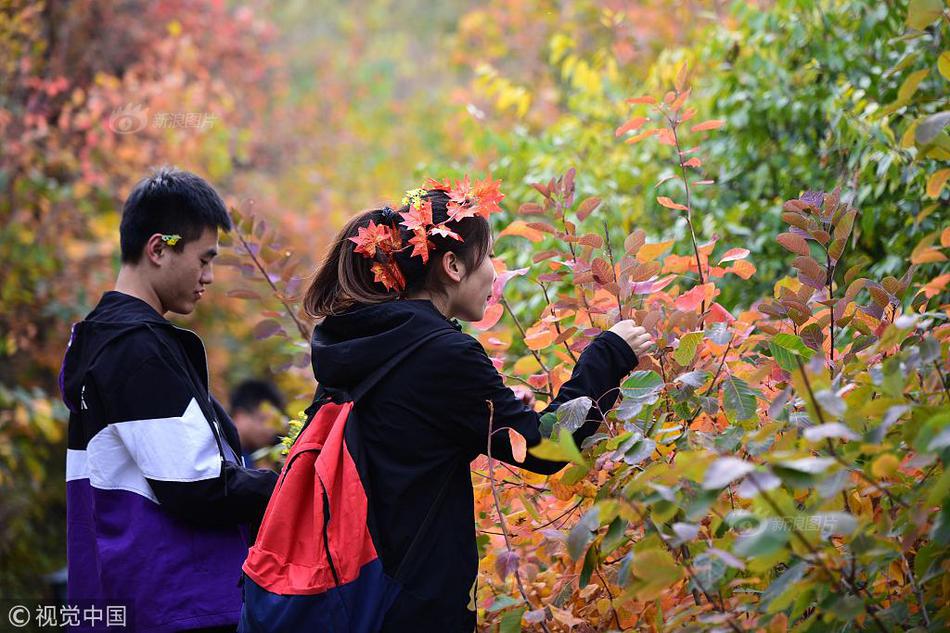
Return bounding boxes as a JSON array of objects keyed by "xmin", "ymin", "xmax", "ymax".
[{"xmin": 392, "ymin": 459, "xmax": 460, "ymax": 583}]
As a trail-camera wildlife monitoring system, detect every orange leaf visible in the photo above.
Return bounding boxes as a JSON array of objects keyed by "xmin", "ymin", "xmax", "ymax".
[
  {"xmin": 498, "ymin": 220, "xmax": 545, "ymax": 243},
  {"xmin": 615, "ymin": 116, "xmax": 648, "ymax": 137},
  {"xmin": 472, "ymin": 303, "xmax": 504, "ymax": 330},
  {"xmin": 726, "ymin": 259, "xmax": 756, "ymax": 279},
  {"xmin": 624, "ymin": 129, "xmax": 658, "ymax": 144},
  {"xmin": 508, "ymin": 428, "xmax": 527, "ymax": 463},
  {"xmin": 637, "ymin": 239, "xmax": 675, "ymax": 263},
  {"xmin": 942, "ymin": 227, "xmax": 950, "ymax": 248},
  {"xmin": 690, "ymin": 119, "xmax": 725, "ymax": 132},
  {"xmin": 525, "ymin": 321, "xmax": 557, "ymax": 350},
  {"xmin": 625, "ymin": 96, "xmax": 657, "ymax": 104},
  {"xmin": 682, "ymin": 157, "xmax": 702, "ymax": 168},
  {"xmin": 926, "ymin": 168, "xmax": 950, "ymax": 198},
  {"xmin": 657, "ymin": 196, "xmax": 688, "ymax": 211}
]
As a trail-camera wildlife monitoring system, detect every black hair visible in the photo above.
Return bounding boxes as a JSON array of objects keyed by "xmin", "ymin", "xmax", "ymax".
[
  {"xmin": 119, "ymin": 166, "xmax": 232, "ymax": 263},
  {"xmin": 304, "ymin": 189, "xmax": 493, "ymax": 318},
  {"xmin": 229, "ymin": 379, "xmax": 285, "ymax": 415}
]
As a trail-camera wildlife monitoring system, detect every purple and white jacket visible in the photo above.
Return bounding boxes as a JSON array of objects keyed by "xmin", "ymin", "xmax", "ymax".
[{"xmin": 60, "ymin": 291, "xmax": 278, "ymax": 632}]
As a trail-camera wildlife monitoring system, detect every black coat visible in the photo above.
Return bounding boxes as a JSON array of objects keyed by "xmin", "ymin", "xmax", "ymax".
[{"xmin": 311, "ymin": 298, "xmax": 639, "ymax": 631}]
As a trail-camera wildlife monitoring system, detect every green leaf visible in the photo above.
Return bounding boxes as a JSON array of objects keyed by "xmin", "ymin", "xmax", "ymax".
[
  {"xmin": 629, "ymin": 548, "xmax": 685, "ymax": 601},
  {"xmin": 528, "ymin": 427, "xmax": 586, "ymax": 465},
  {"xmin": 915, "ymin": 111, "xmax": 950, "ymax": 145},
  {"xmin": 703, "ymin": 456, "xmax": 756, "ymax": 489},
  {"xmin": 689, "ymin": 552, "xmax": 726, "ymax": 594},
  {"xmin": 733, "ymin": 518, "xmax": 790, "ymax": 558},
  {"xmin": 673, "ymin": 331, "xmax": 703, "ymax": 365},
  {"xmin": 906, "ymin": 0, "xmax": 944, "ymax": 29},
  {"xmin": 621, "ymin": 370, "xmax": 664, "ymax": 399},
  {"xmin": 762, "ymin": 561, "xmax": 808, "ymax": 613},
  {"xmin": 722, "ymin": 376, "xmax": 759, "ymax": 421},
  {"xmin": 769, "ymin": 333, "xmax": 815, "ymax": 371},
  {"xmin": 567, "ymin": 507, "xmax": 600, "ymax": 560},
  {"xmin": 499, "ymin": 607, "xmax": 526, "ymax": 633},
  {"xmin": 556, "ymin": 396, "xmax": 592, "ymax": 432}
]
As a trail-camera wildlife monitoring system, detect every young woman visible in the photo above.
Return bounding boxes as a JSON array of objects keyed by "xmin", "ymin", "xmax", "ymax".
[{"xmin": 274, "ymin": 181, "xmax": 651, "ymax": 631}]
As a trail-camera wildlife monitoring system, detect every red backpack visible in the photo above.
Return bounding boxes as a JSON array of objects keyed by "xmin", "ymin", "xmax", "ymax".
[{"xmin": 239, "ymin": 329, "xmax": 454, "ymax": 633}]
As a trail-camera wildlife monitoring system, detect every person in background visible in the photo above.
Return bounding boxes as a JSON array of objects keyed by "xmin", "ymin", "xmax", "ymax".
[
  {"xmin": 60, "ymin": 167, "xmax": 279, "ymax": 633},
  {"xmin": 229, "ymin": 379, "xmax": 285, "ymax": 468}
]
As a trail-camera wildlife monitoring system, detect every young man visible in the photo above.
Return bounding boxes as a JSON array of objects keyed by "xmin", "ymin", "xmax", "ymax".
[
  {"xmin": 229, "ymin": 379, "xmax": 284, "ymax": 468},
  {"xmin": 60, "ymin": 167, "xmax": 279, "ymax": 633}
]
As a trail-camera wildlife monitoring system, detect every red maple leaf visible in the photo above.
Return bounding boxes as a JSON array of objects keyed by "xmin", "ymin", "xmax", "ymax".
[
  {"xmin": 408, "ymin": 228, "xmax": 435, "ymax": 263},
  {"xmin": 349, "ymin": 220, "xmax": 396, "ymax": 258},
  {"xmin": 371, "ymin": 261, "xmax": 405, "ymax": 292},
  {"xmin": 446, "ymin": 175, "xmax": 473, "ymax": 217},
  {"xmin": 400, "ymin": 199, "xmax": 433, "ymax": 232}
]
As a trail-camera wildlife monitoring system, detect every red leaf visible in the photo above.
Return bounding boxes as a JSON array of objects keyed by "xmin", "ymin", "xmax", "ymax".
[
  {"xmin": 253, "ymin": 319, "xmax": 284, "ymax": 339},
  {"xmin": 625, "ymin": 95, "xmax": 657, "ymax": 105},
  {"xmin": 472, "ymin": 303, "xmax": 504, "ymax": 330},
  {"xmin": 674, "ymin": 284, "xmax": 709, "ymax": 311},
  {"xmin": 705, "ymin": 302, "xmax": 735, "ymax": 323},
  {"xmin": 657, "ymin": 196, "xmax": 688, "ymax": 211},
  {"xmin": 718, "ymin": 248, "xmax": 750, "ymax": 264},
  {"xmin": 349, "ymin": 220, "xmax": 399, "ymax": 258},
  {"xmin": 682, "ymin": 157, "xmax": 702, "ymax": 168},
  {"xmin": 399, "ymin": 200, "xmax": 433, "ymax": 231},
  {"xmin": 576, "ymin": 196, "xmax": 602, "ymax": 221},
  {"xmin": 777, "ymin": 232, "xmax": 811, "ymax": 257}
]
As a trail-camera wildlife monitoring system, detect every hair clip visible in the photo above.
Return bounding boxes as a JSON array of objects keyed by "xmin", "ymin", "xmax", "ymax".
[
  {"xmin": 380, "ymin": 206, "xmax": 398, "ymax": 222},
  {"xmin": 160, "ymin": 234, "xmax": 182, "ymax": 246}
]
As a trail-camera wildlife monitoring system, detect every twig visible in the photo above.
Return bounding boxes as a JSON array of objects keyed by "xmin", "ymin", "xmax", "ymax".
[
  {"xmin": 901, "ymin": 550, "xmax": 930, "ymax": 627},
  {"xmin": 795, "ymin": 355, "xmax": 909, "ymax": 509},
  {"xmin": 486, "ymin": 400, "xmax": 552, "ymax": 633},
  {"xmin": 233, "ymin": 220, "xmax": 310, "ymax": 342},
  {"xmin": 501, "ymin": 296, "xmax": 554, "ymax": 397}
]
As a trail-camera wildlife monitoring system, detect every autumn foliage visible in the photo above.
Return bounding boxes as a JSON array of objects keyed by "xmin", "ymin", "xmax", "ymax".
[{"xmin": 2, "ymin": 0, "xmax": 949, "ymax": 630}]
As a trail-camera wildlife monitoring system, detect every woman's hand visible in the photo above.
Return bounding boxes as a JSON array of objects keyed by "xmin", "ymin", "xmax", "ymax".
[
  {"xmin": 511, "ymin": 385, "xmax": 536, "ymax": 409},
  {"xmin": 609, "ymin": 320, "xmax": 656, "ymax": 357}
]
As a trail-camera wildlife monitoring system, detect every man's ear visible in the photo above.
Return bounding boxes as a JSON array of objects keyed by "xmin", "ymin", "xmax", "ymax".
[{"xmin": 143, "ymin": 233, "xmax": 169, "ymax": 266}]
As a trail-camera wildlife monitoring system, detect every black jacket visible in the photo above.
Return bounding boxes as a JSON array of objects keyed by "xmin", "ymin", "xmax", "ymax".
[
  {"xmin": 311, "ymin": 298, "xmax": 639, "ymax": 631},
  {"xmin": 61, "ymin": 291, "xmax": 278, "ymax": 632}
]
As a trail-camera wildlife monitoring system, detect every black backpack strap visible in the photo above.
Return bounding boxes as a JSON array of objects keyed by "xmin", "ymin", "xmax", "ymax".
[
  {"xmin": 349, "ymin": 328, "xmax": 456, "ymax": 403},
  {"xmin": 393, "ymin": 459, "xmax": 461, "ymax": 583},
  {"xmin": 299, "ymin": 327, "xmax": 456, "ymax": 438}
]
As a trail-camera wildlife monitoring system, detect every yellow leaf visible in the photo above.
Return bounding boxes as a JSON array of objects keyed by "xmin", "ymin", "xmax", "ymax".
[
  {"xmin": 898, "ymin": 69, "xmax": 929, "ymax": 103},
  {"xmin": 926, "ymin": 168, "xmax": 950, "ymax": 198},
  {"xmin": 871, "ymin": 454, "xmax": 900, "ymax": 479},
  {"xmin": 940, "ymin": 51, "xmax": 950, "ymax": 81}
]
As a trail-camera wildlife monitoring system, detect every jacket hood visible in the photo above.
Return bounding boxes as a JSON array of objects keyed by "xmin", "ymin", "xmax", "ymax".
[
  {"xmin": 60, "ymin": 291, "xmax": 169, "ymax": 414},
  {"xmin": 310, "ymin": 299, "xmax": 461, "ymax": 390}
]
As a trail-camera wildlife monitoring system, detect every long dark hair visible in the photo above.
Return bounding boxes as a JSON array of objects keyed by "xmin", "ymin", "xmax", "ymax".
[{"xmin": 304, "ymin": 190, "xmax": 492, "ymax": 318}]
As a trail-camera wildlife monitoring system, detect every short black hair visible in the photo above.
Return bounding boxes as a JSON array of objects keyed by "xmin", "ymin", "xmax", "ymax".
[
  {"xmin": 229, "ymin": 379, "xmax": 285, "ymax": 415},
  {"xmin": 119, "ymin": 166, "xmax": 232, "ymax": 263}
]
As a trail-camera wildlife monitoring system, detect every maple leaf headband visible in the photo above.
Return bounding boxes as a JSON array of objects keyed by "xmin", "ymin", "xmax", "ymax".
[{"xmin": 348, "ymin": 175, "xmax": 504, "ymax": 292}]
